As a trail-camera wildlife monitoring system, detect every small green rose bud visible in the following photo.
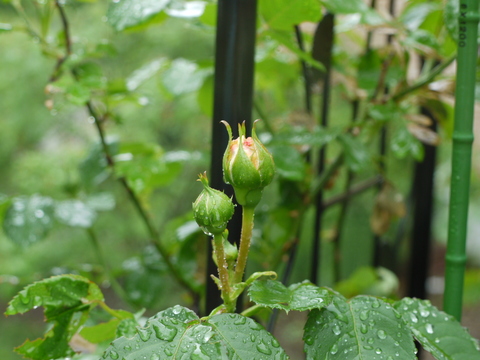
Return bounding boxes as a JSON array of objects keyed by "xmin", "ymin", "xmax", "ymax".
[
  {"xmin": 193, "ymin": 172, "xmax": 235, "ymax": 236},
  {"xmin": 222, "ymin": 120, "xmax": 275, "ymax": 207}
]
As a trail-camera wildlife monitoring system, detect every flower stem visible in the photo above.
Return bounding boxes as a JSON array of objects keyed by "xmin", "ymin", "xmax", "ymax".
[
  {"xmin": 212, "ymin": 233, "xmax": 233, "ymax": 311},
  {"xmin": 234, "ymin": 206, "xmax": 255, "ymax": 284}
]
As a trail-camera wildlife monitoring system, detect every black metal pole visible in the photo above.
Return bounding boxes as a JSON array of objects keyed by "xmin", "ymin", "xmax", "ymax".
[
  {"xmin": 407, "ymin": 109, "xmax": 437, "ymax": 299},
  {"xmin": 206, "ymin": 0, "xmax": 258, "ymax": 315},
  {"xmin": 310, "ymin": 13, "xmax": 335, "ymax": 284}
]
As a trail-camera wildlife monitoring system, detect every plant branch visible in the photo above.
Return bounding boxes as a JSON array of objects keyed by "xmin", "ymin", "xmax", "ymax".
[
  {"xmin": 322, "ymin": 175, "xmax": 383, "ymax": 210},
  {"xmin": 309, "ymin": 153, "xmax": 344, "ymax": 200},
  {"xmin": 50, "ymin": 0, "xmax": 72, "ymax": 82},
  {"xmin": 234, "ymin": 206, "xmax": 255, "ymax": 283},
  {"xmin": 51, "ymin": 4, "xmax": 197, "ymax": 296},
  {"xmin": 212, "ymin": 233, "xmax": 232, "ymax": 310},
  {"xmin": 392, "ymin": 55, "xmax": 456, "ymax": 102}
]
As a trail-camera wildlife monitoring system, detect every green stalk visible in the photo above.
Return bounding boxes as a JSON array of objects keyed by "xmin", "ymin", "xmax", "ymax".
[
  {"xmin": 443, "ymin": 0, "xmax": 480, "ymax": 321},
  {"xmin": 212, "ymin": 233, "xmax": 233, "ymax": 311},
  {"xmin": 234, "ymin": 206, "xmax": 255, "ymax": 283}
]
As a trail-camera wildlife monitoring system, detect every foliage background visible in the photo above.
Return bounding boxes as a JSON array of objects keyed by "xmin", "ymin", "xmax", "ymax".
[{"xmin": 1, "ymin": 0, "xmax": 480, "ymax": 359}]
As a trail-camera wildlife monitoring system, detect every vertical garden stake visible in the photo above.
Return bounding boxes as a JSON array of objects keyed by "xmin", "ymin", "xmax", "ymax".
[
  {"xmin": 207, "ymin": 0, "xmax": 257, "ymax": 314},
  {"xmin": 444, "ymin": 0, "xmax": 479, "ymax": 320}
]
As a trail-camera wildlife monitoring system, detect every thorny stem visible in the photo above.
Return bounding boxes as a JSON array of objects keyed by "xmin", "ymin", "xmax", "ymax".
[
  {"xmin": 234, "ymin": 206, "xmax": 255, "ymax": 284},
  {"xmin": 50, "ymin": 3, "xmax": 197, "ymax": 297},
  {"xmin": 50, "ymin": 0, "xmax": 72, "ymax": 82},
  {"xmin": 212, "ymin": 233, "xmax": 233, "ymax": 311}
]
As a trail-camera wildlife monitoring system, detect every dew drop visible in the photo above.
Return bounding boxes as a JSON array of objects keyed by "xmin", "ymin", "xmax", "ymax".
[
  {"xmin": 109, "ymin": 350, "xmax": 119, "ymax": 360},
  {"xmin": 367, "ymin": 337, "xmax": 374, "ymax": 345},
  {"xmin": 363, "ymin": 345, "xmax": 373, "ymax": 350},
  {"xmin": 420, "ymin": 308, "xmax": 430, "ymax": 317},
  {"xmin": 271, "ymin": 338, "xmax": 280, "ymax": 348},
  {"xmin": 150, "ymin": 354, "xmax": 160, "ymax": 360},
  {"xmin": 377, "ymin": 330, "xmax": 387, "ymax": 340},
  {"xmin": 434, "ymin": 338, "xmax": 440, "ymax": 343},
  {"xmin": 329, "ymin": 343, "xmax": 339, "ymax": 355},
  {"xmin": 138, "ymin": 328, "xmax": 151, "ymax": 342},
  {"xmin": 425, "ymin": 323, "xmax": 434, "ymax": 334},
  {"xmin": 153, "ymin": 322, "xmax": 178, "ymax": 342},
  {"xmin": 360, "ymin": 324, "xmax": 368, "ymax": 334},
  {"xmin": 371, "ymin": 300, "xmax": 380, "ymax": 308},
  {"xmin": 256, "ymin": 341, "xmax": 272, "ymax": 355},
  {"xmin": 304, "ymin": 336, "xmax": 314, "ymax": 345},
  {"xmin": 332, "ymin": 324, "xmax": 341, "ymax": 336},
  {"xmin": 359, "ymin": 310, "xmax": 369, "ymax": 321},
  {"xmin": 410, "ymin": 313, "xmax": 418, "ymax": 323},
  {"xmin": 375, "ymin": 348, "xmax": 382, "ymax": 354},
  {"xmin": 234, "ymin": 316, "xmax": 247, "ymax": 325}
]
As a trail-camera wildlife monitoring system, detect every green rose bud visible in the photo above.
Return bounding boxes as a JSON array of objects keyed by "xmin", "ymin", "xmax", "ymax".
[
  {"xmin": 193, "ymin": 172, "xmax": 235, "ymax": 236},
  {"xmin": 221, "ymin": 120, "xmax": 275, "ymax": 207}
]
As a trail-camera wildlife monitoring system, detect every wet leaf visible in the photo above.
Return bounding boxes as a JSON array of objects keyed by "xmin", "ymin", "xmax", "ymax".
[
  {"xmin": 5, "ymin": 275, "xmax": 104, "ymax": 360},
  {"xmin": 0, "ymin": 23, "xmax": 12, "ymax": 33},
  {"xmin": 107, "ymin": 0, "xmax": 170, "ymax": 31},
  {"xmin": 3, "ymin": 195, "xmax": 55, "ymax": 247},
  {"xmin": 268, "ymin": 145, "xmax": 306, "ymax": 181},
  {"xmin": 395, "ymin": 298, "xmax": 480, "ymax": 359},
  {"xmin": 304, "ymin": 295, "xmax": 416, "ymax": 360},
  {"xmin": 162, "ymin": 58, "xmax": 211, "ymax": 96},
  {"xmin": 338, "ymin": 133, "xmax": 370, "ymax": 172},
  {"xmin": 335, "ymin": 266, "xmax": 399, "ymax": 298},
  {"xmin": 391, "ymin": 125, "xmax": 424, "ymax": 160},
  {"xmin": 248, "ymin": 279, "xmax": 334, "ymax": 312},
  {"xmin": 54, "ymin": 200, "xmax": 97, "ymax": 228},
  {"xmin": 102, "ymin": 306, "xmax": 288, "ymax": 359}
]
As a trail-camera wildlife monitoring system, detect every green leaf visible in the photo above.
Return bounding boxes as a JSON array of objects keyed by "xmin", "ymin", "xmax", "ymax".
[
  {"xmin": 207, "ymin": 313, "xmax": 288, "ymax": 359},
  {"xmin": 126, "ymin": 58, "xmax": 167, "ymax": 91},
  {"xmin": 107, "ymin": 0, "xmax": 170, "ymax": 31},
  {"xmin": 338, "ymin": 133, "xmax": 370, "ymax": 172},
  {"xmin": 394, "ymin": 298, "xmax": 480, "ymax": 359},
  {"xmin": 391, "ymin": 125, "xmax": 424, "ymax": 160},
  {"xmin": 335, "ymin": 266, "xmax": 399, "ymax": 298},
  {"xmin": 66, "ymin": 82, "xmax": 91, "ymax": 105},
  {"xmin": 103, "ymin": 306, "xmax": 288, "ymax": 359},
  {"xmin": 54, "ymin": 200, "xmax": 97, "ymax": 228},
  {"xmin": 357, "ymin": 50, "xmax": 382, "ymax": 95},
  {"xmin": 249, "ymin": 279, "xmax": 334, "ymax": 312},
  {"xmin": 79, "ymin": 139, "xmax": 118, "ymax": 191},
  {"xmin": 5, "ymin": 275, "xmax": 104, "ymax": 360},
  {"xmin": 259, "ymin": 0, "xmax": 322, "ymax": 31},
  {"xmin": 197, "ymin": 73, "xmax": 214, "ymax": 116},
  {"xmin": 73, "ymin": 62, "xmax": 107, "ymax": 90},
  {"xmin": 3, "ymin": 195, "xmax": 55, "ymax": 247},
  {"xmin": 322, "ymin": 0, "xmax": 368, "ymax": 14},
  {"xmin": 162, "ymin": 58, "xmax": 211, "ymax": 96},
  {"xmin": 0, "ymin": 193, "xmax": 11, "ymax": 222},
  {"xmin": 304, "ymin": 295, "xmax": 416, "ymax": 360},
  {"xmin": 114, "ymin": 142, "xmax": 183, "ymax": 196},
  {"xmin": 199, "ymin": 3, "xmax": 217, "ymax": 27},
  {"xmin": 268, "ymin": 145, "xmax": 306, "ymax": 181},
  {"xmin": 272, "ymin": 125, "xmax": 339, "ymax": 147},
  {"xmin": 80, "ymin": 318, "xmax": 122, "ymax": 343},
  {"xmin": 400, "ymin": 2, "xmax": 441, "ymax": 31},
  {"xmin": 263, "ymin": 30, "xmax": 325, "ymax": 71}
]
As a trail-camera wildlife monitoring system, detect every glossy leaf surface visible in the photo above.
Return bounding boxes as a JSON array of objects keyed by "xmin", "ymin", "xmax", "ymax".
[
  {"xmin": 3, "ymin": 195, "xmax": 55, "ymax": 247},
  {"xmin": 395, "ymin": 298, "xmax": 480, "ymax": 360},
  {"xmin": 107, "ymin": 0, "xmax": 170, "ymax": 31},
  {"xmin": 249, "ymin": 279, "xmax": 334, "ymax": 312},
  {"xmin": 304, "ymin": 295, "xmax": 416, "ymax": 360},
  {"xmin": 102, "ymin": 306, "xmax": 288, "ymax": 359},
  {"xmin": 5, "ymin": 275, "xmax": 103, "ymax": 360}
]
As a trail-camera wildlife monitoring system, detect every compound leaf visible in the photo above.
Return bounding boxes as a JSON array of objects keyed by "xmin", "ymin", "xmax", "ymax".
[
  {"xmin": 304, "ymin": 295, "xmax": 416, "ymax": 360},
  {"xmin": 394, "ymin": 298, "xmax": 480, "ymax": 360}
]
